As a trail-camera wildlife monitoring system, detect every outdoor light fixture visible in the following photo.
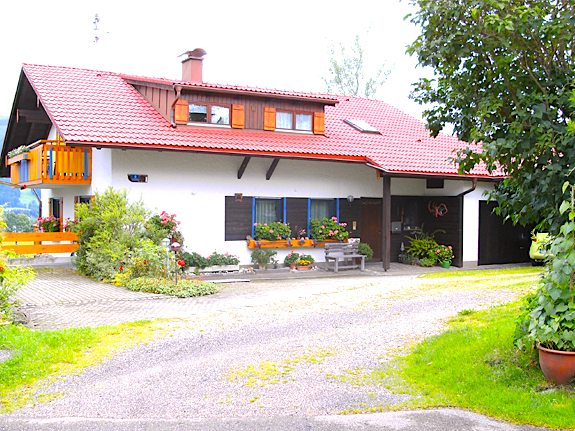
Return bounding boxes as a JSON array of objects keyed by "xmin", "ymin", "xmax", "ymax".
[
  {"xmin": 161, "ymin": 237, "xmax": 170, "ymax": 248},
  {"xmin": 347, "ymin": 195, "xmax": 354, "ymax": 203},
  {"xmin": 170, "ymin": 241, "xmax": 181, "ymax": 252}
]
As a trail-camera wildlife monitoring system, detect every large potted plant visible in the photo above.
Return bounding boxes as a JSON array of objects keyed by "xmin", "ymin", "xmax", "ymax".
[{"xmin": 519, "ymin": 181, "xmax": 575, "ymax": 384}]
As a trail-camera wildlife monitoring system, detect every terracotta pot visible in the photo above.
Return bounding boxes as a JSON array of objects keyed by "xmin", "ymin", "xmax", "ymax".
[
  {"xmin": 537, "ymin": 344, "xmax": 575, "ymax": 385},
  {"xmin": 289, "ymin": 263, "xmax": 297, "ymax": 270},
  {"xmin": 297, "ymin": 264, "xmax": 311, "ymax": 271}
]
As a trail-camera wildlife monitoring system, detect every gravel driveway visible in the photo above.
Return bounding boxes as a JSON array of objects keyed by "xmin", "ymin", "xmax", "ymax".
[{"xmin": 4, "ymin": 273, "xmax": 531, "ymax": 421}]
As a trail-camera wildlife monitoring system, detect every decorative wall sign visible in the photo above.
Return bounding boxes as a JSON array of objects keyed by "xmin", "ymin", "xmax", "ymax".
[{"xmin": 128, "ymin": 174, "xmax": 148, "ymax": 183}]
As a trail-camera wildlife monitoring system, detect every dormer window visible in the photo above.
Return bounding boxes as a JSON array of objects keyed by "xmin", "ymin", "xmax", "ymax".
[
  {"xmin": 189, "ymin": 103, "xmax": 230, "ymax": 125},
  {"xmin": 276, "ymin": 111, "xmax": 313, "ymax": 131},
  {"xmin": 276, "ymin": 112, "xmax": 293, "ymax": 129}
]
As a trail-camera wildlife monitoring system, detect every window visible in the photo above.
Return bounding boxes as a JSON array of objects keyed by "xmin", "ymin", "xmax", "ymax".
[
  {"xmin": 295, "ymin": 114, "xmax": 312, "ymax": 131},
  {"xmin": 255, "ymin": 198, "xmax": 284, "ymax": 225},
  {"xmin": 189, "ymin": 104, "xmax": 230, "ymax": 125},
  {"xmin": 77, "ymin": 196, "xmax": 92, "ymax": 204},
  {"xmin": 276, "ymin": 112, "xmax": 293, "ymax": 129},
  {"xmin": 50, "ymin": 197, "xmax": 62, "ymax": 219},
  {"xmin": 343, "ymin": 119, "xmax": 381, "ymax": 134},
  {"xmin": 310, "ymin": 199, "xmax": 335, "ymax": 220}
]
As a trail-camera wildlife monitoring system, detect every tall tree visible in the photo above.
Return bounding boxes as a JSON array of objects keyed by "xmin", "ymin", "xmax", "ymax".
[
  {"xmin": 323, "ymin": 35, "xmax": 392, "ymax": 98},
  {"xmin": 407, "ymin": 0, "xmax": 575, "ymax": 232}
]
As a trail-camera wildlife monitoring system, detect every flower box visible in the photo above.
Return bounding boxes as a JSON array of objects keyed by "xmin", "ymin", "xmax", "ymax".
[
  {"xmin": 246, "ymin": 239, "xmax": 290, "ymax": 248},
  {"xmin": 187, "ymin": 264, "xmax": 240, "ymax": 273},
  {"xmin": 7, "ymin": 152, "xmax": 28, "ymax": 165}
]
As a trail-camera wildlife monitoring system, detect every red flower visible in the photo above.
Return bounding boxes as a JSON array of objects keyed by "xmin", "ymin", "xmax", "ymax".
[
  {"xmin": 119, "ymin": 266, "xmax": 123, "ymax": 271},
  {"xmin": 177, "ymin": 259, "xmax": 185, "ymax": 266}
]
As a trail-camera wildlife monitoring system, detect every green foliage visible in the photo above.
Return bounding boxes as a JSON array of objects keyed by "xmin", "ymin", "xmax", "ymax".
[
  {"xmin": 357, "ymin": 242, "xmax": 373, "ymax": 260},
  {"xmin": 408, "ymin": 0, "xmax": 575, "ymax": 234},
  {"xmin": 124, "ymin": 277, "xmax": 218, "ymax": 298},
  {"xmin": 284, "ymin": 251, "xmax": 301, "ymax": 265},
  {"xmin": 72, "ymin": 187, "xmax": 164, "ymax": 282},
  {"xmin": 309, "ymin": 217, "xmax": 349, "ymax": 241},
  {"xmin": 430, "ymin": 244, "xmax": 454, "ymax": 262},
  {"xmin": 144, "ymin": 211, "xmax": 181, "ymax": 245},
  {"xmin": 2, "ymin": 212, "xmax": 32, "ymax": 233},
  {"xmin": 418, "ymin": 256, "xmax": 436, "ymax": 267},
  {"xmin": 250, "ymin": 249, "xmax": 277, "ymax": 267},
  {"xmin": 253, "ymin": 222, "xmax": 291, "ymax": 241},
  {"xmin": 180, "ymin": 251, "xmax": 239, "ymax": 269},
  {"xmin": 34, "ymin": 216, "xmax": 60, "ymax": 232},
  {"xmin": 406, "ymin": 227, "xmax": 443, "ymax": 258},
  {"xmin": 518, "ymin": 181, "xmax": 575, "ymax": 351},
  {"xmin": 7, "ymin": 145, "xmax": 29, "ymax": 159},
  {"xmin": 323, "ymin": 33, "xmax": 391, "ymax": 98},
  {"xmin": 0, "ymin": 208, "xmax": 34, "ymax": 319}
]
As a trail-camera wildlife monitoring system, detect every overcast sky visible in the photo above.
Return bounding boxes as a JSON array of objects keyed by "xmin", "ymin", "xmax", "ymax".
[{"xmin": 0, "ymin": 0, "xmax": 432, "ymax": 120}]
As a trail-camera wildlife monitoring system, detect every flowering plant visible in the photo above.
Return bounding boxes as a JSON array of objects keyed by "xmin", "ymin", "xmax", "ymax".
[
  {"xmin": 296, "ymin": 259, "xmax": 312, "ymax": 266},
  {"xmin": 284, "ymin": 251, "xmax": 301, "ymax": 265},
  {"xmin": 432, "ymin": 244, "xmax": 454, "ymax": 262},
  {"xmin": 34, "ymin": 216, "xmax": 60, "ymax": 232},
  {"xmin": 253, "ymin": 222, "xmax": 291, "ymax": 241},
  {"xmin": 62, "ymin": 218, "xmax": 78, "ymax": 232},
  {"xmin": 145, "ymin": 211, "xmax": 182, "ymax": 245},
  {"xmin": 309, "ymin": 217, "xmax": 349, "ymax": 241}
]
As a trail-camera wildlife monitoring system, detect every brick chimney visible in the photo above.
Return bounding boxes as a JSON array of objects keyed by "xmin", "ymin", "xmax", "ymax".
[{"xmin": 180, "ymin": 48, "xmax": 207, "ymax": 83}]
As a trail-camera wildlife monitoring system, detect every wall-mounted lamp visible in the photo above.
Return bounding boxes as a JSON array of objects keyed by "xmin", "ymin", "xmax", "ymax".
[
  {"xmin": 235, "ymin": 193, "xmax": 243, "ymax": 202},
  {"xmin": 347, "ymin": 195, "xmax": 354, "ymax": 203}
]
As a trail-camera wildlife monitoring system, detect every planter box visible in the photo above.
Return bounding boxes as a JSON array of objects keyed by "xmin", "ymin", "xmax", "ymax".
[
  {"xmin": 7, "ymin": 152, "xmax": 28, "ymax": 164},
  {"xmin": 188, "ymin": 264, "xmax": 240, "ymax": 273}
]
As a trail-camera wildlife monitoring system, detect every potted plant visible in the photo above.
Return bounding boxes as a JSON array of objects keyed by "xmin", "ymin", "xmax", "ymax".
[
  {"xmin": 517, "ymin": 181, "xmax": 575, "ymax": 384},
  {"xmin": 284, "ymin": 251, "xmax": 301, "ymax": 269},
  {"xmin": 432, "ymin": 244, "xmax": 454, "ymax": 268},
  {"xmin": 296, "ymin": 259, "xmax": 312, "ymax": 271},
  {"xmin": 34, "ymin": 216, "xmax": 61, "ymax": 232},
  {"xmin": 250, "ymin": 249, "xmax": 277, "ymax": 270},
  {"xmin": 309, "ymin": 217, "xmax": 349, "ymax": 242}
]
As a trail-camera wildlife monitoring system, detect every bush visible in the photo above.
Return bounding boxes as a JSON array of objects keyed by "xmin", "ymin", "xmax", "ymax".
[
  {"xmin": 358, "ymin": 243, "xmax": 374, "ymax": 260},
  {"xmin": 73, "ymin": 187, "xmax": 164, "ymax": 282},
  {"xmin": 253, "ymin": 222, "xmax": 291, "ymax": 241},
  {"xmin": 180, "ymin": 251, "xmax": 239, "ymax": 269},
  {"xmin": 418, "ymin": 257, "xmax": 436, "ymax": 267},
  {"xmin": 124, "ymin": 277, "xmax": 218, "ymax": 298},
  {"xmin": 406, "ymin": 226, "xmax": 444, "ymax": 258},
  {"xmin": 309, "ymin": 217, "xmax": 349, "ymax": 241},
  {"xmin": 251, "ymin": 249, "xmax": 277, "ymax": 267},
  {"xmin": 144, "ymin": 211, "xmax": 181, "ymax": 245}
]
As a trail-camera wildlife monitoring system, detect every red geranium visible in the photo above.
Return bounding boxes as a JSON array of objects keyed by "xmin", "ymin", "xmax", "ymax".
[{"xmin": 177, "ymin": 259, "xmax": 185, "ymax": 267}]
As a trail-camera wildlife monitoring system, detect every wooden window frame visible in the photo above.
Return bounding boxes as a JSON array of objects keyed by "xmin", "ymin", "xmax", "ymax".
[{"xmin": 188, "ymin": 103, "xmax": 232, "ymax": 125}]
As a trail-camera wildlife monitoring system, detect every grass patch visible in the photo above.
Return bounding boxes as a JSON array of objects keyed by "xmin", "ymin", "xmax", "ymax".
[
  {"xmin": 379, "ymin": 301, "xmax": 575, "ymax": 429},
  {"xmin": 125, "ymin": 277, "xmax": 218, "ymax": 297},
  {"xmin": 0, "ymin": 320, "xmax": 172, "ymax": 412},
  {"xmin": 226, "ymin": 348, "xmax": 336, "ymax": 388},
  {"xmin": 420, "ymin": 266, "xmax": 542, "ymax": 279}
]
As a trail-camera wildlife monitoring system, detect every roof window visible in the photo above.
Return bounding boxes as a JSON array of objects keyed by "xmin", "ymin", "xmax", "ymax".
[{"xmin": 343, "ymin": 119, "xmax": 381, "ymax": 134}]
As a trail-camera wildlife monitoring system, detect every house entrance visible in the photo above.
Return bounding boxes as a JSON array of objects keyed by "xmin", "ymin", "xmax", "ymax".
[{"xmin": 360, "ymin": 198, "xmax": 382, "ymax": 260}]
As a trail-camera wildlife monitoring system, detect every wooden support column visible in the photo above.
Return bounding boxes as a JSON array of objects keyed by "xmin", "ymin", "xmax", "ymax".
[{"xmin": 381, "ymin": 175, "xmax": 391, "ymax": 271}]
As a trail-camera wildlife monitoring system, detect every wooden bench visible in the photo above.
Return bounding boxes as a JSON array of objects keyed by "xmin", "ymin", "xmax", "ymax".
[{"xmin": 324, "ymin": 243, "xmax": 365, "ymax": 273}]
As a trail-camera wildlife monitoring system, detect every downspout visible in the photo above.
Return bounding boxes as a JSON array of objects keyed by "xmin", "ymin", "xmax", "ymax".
[
  {"xmin": 170, "ymin": 85, "xmax": 183, "ymax": 128},
  {"xmin": 457, "ymin": 178, "xmax": 477, "ymax": 197}
]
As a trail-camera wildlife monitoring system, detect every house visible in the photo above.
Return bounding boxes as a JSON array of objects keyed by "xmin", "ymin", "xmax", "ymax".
[{"xmin": 0, "ymin": 49, "xmax": 532, "ymax": 268}]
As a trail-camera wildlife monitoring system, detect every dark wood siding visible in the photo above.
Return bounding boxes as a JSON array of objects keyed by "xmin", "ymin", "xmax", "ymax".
[
  {"xmin": 339, "ymin": 198, "xmax": 362, "ymax": 237},
  {"xmin": 479, "ymin": 201, "xmax": 532, "ymax": 265},
  {"xmin": 286, "ymin": 198, "xmax": 308, "ymax": 237},
  {"xmin": 133, "ymin": 84, "xmax": 175, "ymax": 120},
  {"xmin": 389, "ymin": 196, "xmax": 463, "ymax": 267},
  {"xmin": 225, "ymin": 196, "xmax": 253, "ymax": 241}
]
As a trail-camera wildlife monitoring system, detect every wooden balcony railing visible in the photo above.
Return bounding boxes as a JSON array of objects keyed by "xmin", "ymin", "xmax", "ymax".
[
  {"xmin": 6, "ymin": 140, "xmax": 92, "ymax": 187},
  {"xmin": 2, "ymin": 232, "xmax": 79, "ymax": 255}
]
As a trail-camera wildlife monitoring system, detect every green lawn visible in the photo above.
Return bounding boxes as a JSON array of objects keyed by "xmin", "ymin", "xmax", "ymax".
[
  {"xmin": 0, "ymin": 321, "xmax": 169, "ymax": 412},
  {"xmin": 380, "ymin": 295, "xmax": 575, "ymax": 429}
]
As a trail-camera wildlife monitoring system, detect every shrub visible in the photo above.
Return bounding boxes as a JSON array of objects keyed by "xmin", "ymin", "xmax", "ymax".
[
  {"xmin": 180, "ymin": 251, "xmax": 239, "ymax": 269},
  {"xmin": 418, "ymin": 257, "xmax": 436, "ymax": 267},
  {"xmin": 72, "ymin": 187, "xmax": 164, "ymax": 282},
  {"xmin": 250, "ymin": 249, "xmax": 277, "ymax": 267},
  {"xmin": 406, "ymin": 226, "xmax": 444, "ymax": 258},
  {"xmin": 125, "ymin": 277, "xmax": 218, "ymax": 298},
  {"xmin": 284, "ymin": 251, "xmax": 301, "ymax": 265},
  {"xmin": 144, "ymin": 211, "xmax": 182, "ymax": 245},
  {"xmin": 358, "ymin": 243, "xmax": 374, "ymax": 260},
  {"xmin": 253, "ymin": 222, "xmax": 291, "ymax": 241},
  {"xmin": 34, "ymin": 216, "xmax": 60, "ymax": 232},
  {"xmin": 309, "ymin": 217, "xmax": 349, "ymax": 241},
  {"xmin": 0, "ymin": 208, "xmax": 34, "ymax": 319}
]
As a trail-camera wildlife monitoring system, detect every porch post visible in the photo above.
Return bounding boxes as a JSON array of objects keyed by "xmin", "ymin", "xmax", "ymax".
[{"xmin": 382, "ymin": 175, "xmax": 391, "ymax": 271}]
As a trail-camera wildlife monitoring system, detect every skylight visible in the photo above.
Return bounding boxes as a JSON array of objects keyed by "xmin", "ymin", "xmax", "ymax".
[{"xmin": 343, "ymin": 119, "xmax": 381, "ymax": 134}]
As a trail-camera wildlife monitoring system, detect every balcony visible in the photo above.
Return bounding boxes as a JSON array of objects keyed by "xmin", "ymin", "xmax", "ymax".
[{"xmin": 6, "ymin": 140, "xmax": 92, "ymax": 188}]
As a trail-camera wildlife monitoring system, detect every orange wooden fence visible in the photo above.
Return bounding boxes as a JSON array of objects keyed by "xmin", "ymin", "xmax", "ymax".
[{"xmin": 2, "ymin": 232, "xmax": 79, "ymax": 254}]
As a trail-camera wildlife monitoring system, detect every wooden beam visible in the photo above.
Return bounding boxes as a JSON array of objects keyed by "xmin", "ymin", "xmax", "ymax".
[
  {"xmin": 381, "ymin": 175, "xmax": 391, "ymax": 271},
  {"xmin": 237, "ymin": 156, "xmax": 251, "ymax": 179},
  {"xmin": 266, "ymin": 158, "xmax": 280, "ymax": 180}
]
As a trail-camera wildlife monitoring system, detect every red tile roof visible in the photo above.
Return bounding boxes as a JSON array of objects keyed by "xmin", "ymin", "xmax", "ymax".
[{"xmin": 22, "ymin": 63, "xmax": 498, "ymax": 178}]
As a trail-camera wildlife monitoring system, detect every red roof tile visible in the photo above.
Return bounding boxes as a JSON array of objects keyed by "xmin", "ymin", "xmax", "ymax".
[{"xmin": 22, "ymin": 63, "xmax": 498, "ymax": 178}]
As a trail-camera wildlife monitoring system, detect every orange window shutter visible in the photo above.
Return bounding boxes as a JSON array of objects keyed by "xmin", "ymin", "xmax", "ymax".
[
  {"xmin": 174, "ymin": 99, "xmax": 189, "ymax": 125},
  {"xmin": 264, "ymin": 107, "xmax": 276, "ymax": 131},
  {"xmin": 313, "ymin": 112, "xmax": 325, "ymax": 135},
  {"xmin": 231, "ymin": 104, "xmax": 245, "ymax": 129},
  {"xmin": 48, "ymin": 198, "xmax": 53, "ymax": 217}
]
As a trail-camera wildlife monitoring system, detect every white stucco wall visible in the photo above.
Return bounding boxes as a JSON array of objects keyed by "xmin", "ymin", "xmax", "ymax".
[
  {"xmin": 40, "ymin": 147, "xmax": 493, "ymax": 266},
  {"xmin": 462, "ymin": 182, "xmax": 494, "ymax": 266}
]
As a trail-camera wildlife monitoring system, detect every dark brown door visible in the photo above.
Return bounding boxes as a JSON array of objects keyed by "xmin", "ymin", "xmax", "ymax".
[{"xmin": 360, "ymin": 198, "xmax": 382, "ymax": 260}]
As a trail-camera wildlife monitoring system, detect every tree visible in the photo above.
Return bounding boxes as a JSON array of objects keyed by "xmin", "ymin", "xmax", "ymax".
[
  {"xmin": 2, "ymin": 212, "xmax": 33, "ymax": 233},
  {"xmin": 323, "ymin": 34, "xmax": 392, "ymax": 98},
  {"xmin": 407, "ymin": 0, "xmax": 575, "ymax": 233}
]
